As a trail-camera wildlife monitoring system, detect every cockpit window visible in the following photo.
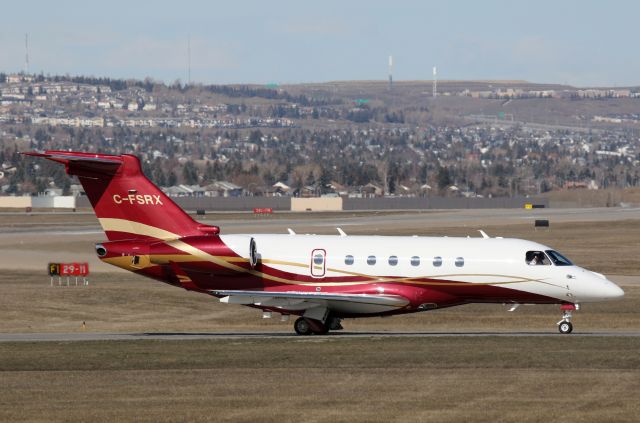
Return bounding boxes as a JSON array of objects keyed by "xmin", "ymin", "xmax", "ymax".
[
  {"xmin": 525, "ymin": 251, "xmax": 551, "ymax": 266},
  {"xmin": 546, "ymin": 250, "xmax": 573, "ymax": 266}
]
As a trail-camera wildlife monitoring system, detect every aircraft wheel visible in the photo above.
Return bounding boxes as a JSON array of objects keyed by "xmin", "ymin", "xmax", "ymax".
[
  {"xmin": 558, "ymin": 321, "xmax": 573, "ymax": 334},
  {"xmin": 294, "ymin": 317, "xmax": 312, "ymax": 336},
  {"xmin": 311, "ymin": 323, "xmax": 330, "ymax": 335}
]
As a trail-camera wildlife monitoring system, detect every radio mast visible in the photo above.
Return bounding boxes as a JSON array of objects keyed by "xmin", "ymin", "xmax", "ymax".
[
  {"xmin": 388, "ymin": 55, "xmax": 393, "ymax": 90},
  {"xmin": 25, "ymin": 33, "xmax": 30, "ymax": 74},
  {"xmin": 432, "ymin": 66, "xmax": 437, "ymax": 98}
]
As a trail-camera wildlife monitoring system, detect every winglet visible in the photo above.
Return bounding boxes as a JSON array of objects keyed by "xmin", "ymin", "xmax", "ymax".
[
  {"xmin": 478, "ymin": 230, "xmax": 490, "ymax": 239},
  {"xmin": 337, "ymin": 227, "xmax": 347, "ymax": 237}
]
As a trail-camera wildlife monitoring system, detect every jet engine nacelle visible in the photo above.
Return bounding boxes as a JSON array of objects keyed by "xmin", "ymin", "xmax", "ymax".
[
  {"xmin": 95, "ymin": 239, "xmax": 153, "ymax": 270},
  {"xmin": 96, "ymin": 235, "xmax": 258, "ymax": 272}
]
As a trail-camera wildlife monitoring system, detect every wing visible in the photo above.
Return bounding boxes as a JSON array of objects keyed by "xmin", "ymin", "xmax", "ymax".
[{"xmin": 210, "ymin": 290, "xmax": 410, "ymax": 315}]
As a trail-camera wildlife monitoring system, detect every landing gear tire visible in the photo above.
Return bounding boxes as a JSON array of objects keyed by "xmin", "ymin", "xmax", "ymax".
[
  {"xmin": 294, "ymin": 317, "xmax": 312, "ymax": 336},
  {"xmin": 311, "ymin": 323, "xmax": 329, "ymax": 335},
  {"xmin": 558, "ymin": 321, "xmax": 573, "ymax": 334}
]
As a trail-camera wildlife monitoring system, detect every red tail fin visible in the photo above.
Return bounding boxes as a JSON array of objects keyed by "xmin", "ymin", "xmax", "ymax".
[{"xmin": 23, "ymin": 151, "xmax": 212, "ymax": 241}]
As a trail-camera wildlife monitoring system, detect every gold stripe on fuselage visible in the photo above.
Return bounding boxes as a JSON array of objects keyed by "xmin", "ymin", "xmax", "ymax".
[{"xmin": 98, "ymin": 218, "xmax": 561, "ymax": 289}]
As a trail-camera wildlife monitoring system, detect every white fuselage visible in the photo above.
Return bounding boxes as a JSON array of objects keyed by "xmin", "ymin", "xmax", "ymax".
[{"xmin": 223, "ymin": 234, "xmax": 624, "ymax": 305}]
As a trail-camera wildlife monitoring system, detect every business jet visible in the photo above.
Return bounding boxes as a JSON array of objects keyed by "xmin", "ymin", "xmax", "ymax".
[{"xmin": 24, "ymin": 151, "xmax": 625, "ymax": 335}]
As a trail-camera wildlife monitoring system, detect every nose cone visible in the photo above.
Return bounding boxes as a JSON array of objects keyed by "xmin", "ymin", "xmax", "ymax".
[
  {"xmin": 592, "ymin": 272, "xmax": 625, "ymax": 300},
  {"xmin": 604, "ymin": 282, "xmax": 625, "ymax": 300}
]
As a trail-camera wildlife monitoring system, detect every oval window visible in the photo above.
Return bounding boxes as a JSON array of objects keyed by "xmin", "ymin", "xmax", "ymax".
[
  {"xmin": 433, "ymin": 256, "xmax": 442, "ymax": 267},
  {"xmin": 345, "ymin": 255, "xmax": 354, "ymax": 265},
  {"xmin": 367, "ymin": 255, "xmax": 376, "ymax": 265},
  {"xmin": 388, "ymin": 255, "xmax": 398, "ymax": 266},
  {"xmin": 411, "ymin": 256, "xmax": 420, "ymax": 266},
  {"xmin": 314, "ymin": 254, "xmax": 324, "ymax": 265},
  {"xmin": 455, "ymin": 257, "xmax": 464, "ymax": 267}
]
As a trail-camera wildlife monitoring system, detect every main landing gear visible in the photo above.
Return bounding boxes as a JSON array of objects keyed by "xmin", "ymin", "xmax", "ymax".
[
  {"xmin": 294, "ymin": 317, "xmax": 342, "ymax": 336},
  {"xmin": 294, "ymin": 317, "xmax": 313, "ymax": 335},
  {"xmin": 557, "ymin": 304, "xmax": 578, "ymax": 334}
]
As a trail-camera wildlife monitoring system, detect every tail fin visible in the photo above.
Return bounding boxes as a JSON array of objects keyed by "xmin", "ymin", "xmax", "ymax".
[{"xmin": 23, "ymin": 151, "xmax": 211, "ymax": 241}]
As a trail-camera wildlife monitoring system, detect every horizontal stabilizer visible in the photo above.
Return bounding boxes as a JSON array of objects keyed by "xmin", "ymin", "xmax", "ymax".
[
  {"xmin": 23, "ymin": 150, "xmax": 202, "ymax": 240},
  {"xmin": 22, "ymin": 151, "xmax": 123, "ymax": 164}
]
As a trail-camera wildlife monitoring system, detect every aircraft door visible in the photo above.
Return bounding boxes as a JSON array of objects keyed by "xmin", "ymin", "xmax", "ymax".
[{"xmin": 310, "ymin": 249, "xmax": 326, "ymax": 278}]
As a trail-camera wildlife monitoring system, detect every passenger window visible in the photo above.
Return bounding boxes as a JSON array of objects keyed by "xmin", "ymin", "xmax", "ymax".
[
  {"xmin": 525, "ymin": 251, "xmax": 551, "ymax": 266},
  {"xmin": 313, "ymin": 254, "xmax": 324, "ymax": 265},
  {"xmin": 411, "ymin": 256, "xmax": 420, "ymax": 266},
  {"xmin": 388, "ymin": 255, "xmax": 398, "ymax": 266},
  {"xmin": 455, "ymin": 257, "xmax": 464, "ymax": 267},
  {"xmin": 367, "ymin": 255, "xmax": 376, "ymax": 265},
  {"xmin": 345, "ymin": 255, "xmax": 354, "ymax": 265},
  {"xmin": 433, "ymin": 256, "xmax": 442, "ymax": 267}
]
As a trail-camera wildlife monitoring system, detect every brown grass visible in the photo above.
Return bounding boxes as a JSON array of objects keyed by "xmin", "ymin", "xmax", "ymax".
[
  {"xmin": 543, "ymin": 187, "xmax": 640, "ymax": 207},
  {"xmin": 1, "ymin": 214, "xmax": 639, "ymax": 422},
  {"xmin": 0, "ymin": 338, "xmax": 639, "ymax": 422},
  {"xmin": 0, "ymin": 271, "xmax": 637, "ymax": 334},
  {"xmin": 0, "ymin": 216, "xmax": 639, "ymax": 333}
]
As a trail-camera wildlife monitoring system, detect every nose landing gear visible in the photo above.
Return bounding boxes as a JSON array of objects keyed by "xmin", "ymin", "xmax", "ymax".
[
  {"xmin": 557, "ymin": 304, "xmax": 577, "ymax": 334},
  {"xmin": 558, "ymin": 320, "xmax": 573, "ymax": 334}
]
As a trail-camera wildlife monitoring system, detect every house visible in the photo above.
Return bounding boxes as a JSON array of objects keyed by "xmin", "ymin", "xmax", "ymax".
[
  {"xmin": 420, "ymin": 183, "xmax": 432, "ymax": 193},
  {"xmin": 329, "ymin": 181, "xmax": 348, "ymax": 196},
  {"xmin": 69, "ymin": 184, "xmax": 85, "ymax": 196},
  {"xmin": 162, "ymin": 184, "xmax": 205, "ymax": 197},
  {"xmin": 203, "ymin": 181, "xmax": 243, "ymax": 197},
  {"xmin": 6, "ymin": 74, "xmax": 23, "ymax": 84},
  {"xmin": 44, "ymin": 188, "xmax": 63, "ymax": 196},
  {"xmin": 272, "ymin": 181, "xmax": 291, "ymax": 196},
  {"xmin": 296, "ymin": 185, "xmax": 317, "ymax": 198},
  {"xmin": 360, "ymin": 183, "xmax": 383, "ymax": 198}
]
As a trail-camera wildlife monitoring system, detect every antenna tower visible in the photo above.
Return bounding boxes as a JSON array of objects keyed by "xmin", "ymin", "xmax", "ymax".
[
  {"xmin": 432, "ymin": 66, "xmax": 437, "ymax": 98},
  {"xmin": 187, "ymin": 35, "xmax": 191, "ymax": 85},
  {"xmin": 388, "ymin": 55, "xmax": 393, "ymax": 90},
  {"xmin": 25, "ymin": 33, "xmax": 29, "ymax": 74}
]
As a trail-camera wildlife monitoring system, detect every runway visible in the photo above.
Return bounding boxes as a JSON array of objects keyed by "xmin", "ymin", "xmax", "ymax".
[
  {"xmin": 4, "ymin": 207, "xmax": 640, "ymax": 236},
  {"xmin": 1, "ymin": 330, "xmax": 639, "ymax": 342}
]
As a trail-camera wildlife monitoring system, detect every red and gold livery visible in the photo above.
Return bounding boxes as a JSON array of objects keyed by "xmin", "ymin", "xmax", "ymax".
[{"xmin": 24, "ymin": 151, "xmax": 624, "ymax": 335}]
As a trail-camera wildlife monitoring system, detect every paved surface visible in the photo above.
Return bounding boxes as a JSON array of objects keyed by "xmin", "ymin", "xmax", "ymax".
[
  {"xmin": 1, "ymin": 331, "xmax": 639, "ymax": 342},
  {"xmin": 3, "ymin": 207, "xmax": 640, "ymax": 235}
]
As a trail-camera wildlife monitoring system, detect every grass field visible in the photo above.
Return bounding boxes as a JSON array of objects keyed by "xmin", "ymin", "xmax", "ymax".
[
  {"xmin": 1, "ymin": 211, "xmax": 639, "ymax": 422},
  {"xmin": 0, "ymin": 270, "xmax": 637, "ymax": 334},
  {"xmin": 1, "ymin": 337, "xmax": 639, "ymax": 422}
]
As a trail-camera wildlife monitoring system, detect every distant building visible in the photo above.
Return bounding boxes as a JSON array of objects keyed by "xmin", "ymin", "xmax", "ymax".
[
  {"xmin": 272, "ymin": 181, "xmax": 291, "ymax": 196},
  {"xmin": 203, "ymin": 181, "xmax": 243, "ymax": 197},
  {"xmin": 360, "ymin": 183, "xmax": 383, "ymax": 198},
  {"xmin": 162, "ymin": 184, "xmax": 205, "ymax": 197},
  {"xmin": 6, "ymin": 74, "xmax": 23, "ymax": 84}
]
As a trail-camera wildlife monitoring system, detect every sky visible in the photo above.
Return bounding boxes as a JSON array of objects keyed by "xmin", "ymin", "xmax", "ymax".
[{"xmin": 1, "ymin": 0, "xmax": 638, "ymax": 87}]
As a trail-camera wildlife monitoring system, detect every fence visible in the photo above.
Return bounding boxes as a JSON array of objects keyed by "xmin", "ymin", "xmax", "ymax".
[
  {"xmin": 0, "ymin": 196, "xmax": 76, "ymax": 209},
  {"xmin": 342, "ymin": 196, "xmax": 548, "ymax": 210}
]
